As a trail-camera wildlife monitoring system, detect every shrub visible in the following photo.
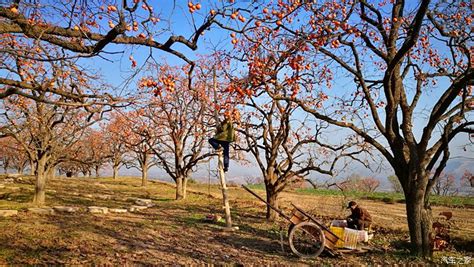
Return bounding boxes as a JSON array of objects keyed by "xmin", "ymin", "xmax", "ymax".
[{"xmin": 382, "ymin": 197, "xmax": 396, "ymax": 204}]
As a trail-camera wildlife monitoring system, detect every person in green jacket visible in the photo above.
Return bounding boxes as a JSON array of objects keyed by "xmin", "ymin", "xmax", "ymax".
[{"xmin": 209, "ymin": 116, "xmax": 236, "ymax": 172}]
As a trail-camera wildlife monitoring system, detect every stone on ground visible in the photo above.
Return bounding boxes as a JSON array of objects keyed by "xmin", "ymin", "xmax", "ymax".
[
  {"xmin": 53, "ymin": 206, "xmax": 80, "ymax": 213},
  {"xmin": 0, "ymin": 210, "xmax": 18, "ymax": 217},
  {"xmin": 97, "ymin": 195, "xmax": 112, "ymax": 200},
  {"xmin": 27, "ymin": 207, "xmax": 55, "ymax": 215},
  {"xmin": 87, "ymin": 206, "xmax": 109, "ymax": 214},
  {"xmin": 128, "ymin": 206, "xmax": 148, "ymax": 212},
  {"xmin": 109, "ymin": 208, "xmax": 128, "ymax": 213},
  {"xmin": 135, "ymin": 199, "xmax": 154, "ymax": 207}
]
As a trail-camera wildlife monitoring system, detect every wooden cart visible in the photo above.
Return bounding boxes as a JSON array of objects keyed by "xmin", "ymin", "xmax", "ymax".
[{"xmin": 242, "ymin": 185, "xmax": 341, "ymax": 258}]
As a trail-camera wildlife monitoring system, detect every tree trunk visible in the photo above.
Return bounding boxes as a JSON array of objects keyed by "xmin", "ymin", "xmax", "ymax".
[
  {"xmin": 182, "ymin": 176, "xmax": 188, "ymax": 200},
  {"xmin": 404, "ymin": 175, "xmax": 433, "ymax": 257},
  {"xmin": 175, "ymin": 175, "xmax": 188, "ymax": 200},
  {"xmin": 141, "ymin": 168, "xmax": 148, "ymax": 187},
  {"xmin": 113, "ymin": 165, "xmax": 119, "ymax": 179},
  {"xmin": 17, "ymin": 164, "xmax": 25, "ymax": 174},
  {"xmin": 95, "ymin": 165, "xmax": 100, "ymax": 178},
  {"xmin": 140, "ymin": 153, "xmax": 149, "ymax": 187},
  {"xmin": 33, "ymin": 157, "xmax": 47, "ymax": 206},
  {"xmin": 29, "ymin": 160, "xmax": 35, "ymax": 175},
  {"xmin": 176, "ymin": 176, "xmax": 184, "ymax": 200},
  {"xmin": 47, "ymin": 166, "xmax": 56, "ymax": 180},
  {"xmin": 264, "ymin": 167, "xmax": 279, "ymax": 221},
  {"xmin": 265, "ymin": 185, "xmax": 279, "ymax": 221}
]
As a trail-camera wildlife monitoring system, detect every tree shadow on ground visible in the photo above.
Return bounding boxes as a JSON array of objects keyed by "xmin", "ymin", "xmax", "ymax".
[
  {"xmin": 452, "ymin": 237, "xmax": 474, "ymax": 253},
  {"xmin": 41, "ymin": 211, "xmax": 290, "ymax": 264}
]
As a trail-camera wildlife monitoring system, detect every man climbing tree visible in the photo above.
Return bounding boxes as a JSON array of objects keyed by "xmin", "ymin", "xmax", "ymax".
[{"xmin": 209, "ymin": 111, "xmax": 237, "ymax": 172}]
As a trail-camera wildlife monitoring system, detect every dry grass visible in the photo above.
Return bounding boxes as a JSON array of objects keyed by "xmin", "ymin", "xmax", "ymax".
[{"xmin": 0, "ymin": 175, "xmax": 472, "ymax": 265}]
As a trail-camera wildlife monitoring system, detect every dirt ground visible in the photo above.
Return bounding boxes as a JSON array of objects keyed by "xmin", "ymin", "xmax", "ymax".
[{"xmin": 0, "ymin": 176, "xmax": 473, "ymax": 265}]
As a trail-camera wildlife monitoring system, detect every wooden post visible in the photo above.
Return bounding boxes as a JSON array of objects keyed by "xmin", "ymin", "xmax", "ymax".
[{"xmin": 213, "ymin": 67, "xmax": 232, "ymax": 228}]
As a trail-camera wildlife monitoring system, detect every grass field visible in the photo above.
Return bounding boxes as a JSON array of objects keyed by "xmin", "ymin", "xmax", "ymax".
[
  {"xmin": 0, "ymin": 175, "xmax": 473, "ymax": 265},
  {"xmin": 246, "ymin": 184, "xmax": 474, "ymax": 207}
]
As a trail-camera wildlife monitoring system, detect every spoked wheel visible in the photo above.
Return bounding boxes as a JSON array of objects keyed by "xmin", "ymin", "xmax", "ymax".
[{"xmin": 288, "ymin": 221, "xmax": 325, "ymax": 258}]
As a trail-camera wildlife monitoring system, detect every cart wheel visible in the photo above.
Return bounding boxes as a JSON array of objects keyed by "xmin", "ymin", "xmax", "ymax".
[{"xmin": 289, "ymin": 221, "xmax": 325, "ymax": 258}]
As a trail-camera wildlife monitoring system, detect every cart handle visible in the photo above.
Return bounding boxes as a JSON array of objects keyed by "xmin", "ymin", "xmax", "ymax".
[{"xmin": 241, "ymin": 185, "xmax": 293, "ymax": 221}]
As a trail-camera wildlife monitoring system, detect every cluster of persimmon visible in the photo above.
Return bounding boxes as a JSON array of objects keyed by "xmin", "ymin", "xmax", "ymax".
[
  {"xmin": 290, "ymin": 84, "xmax": 300, "ymax": 99},
  {"xmin": 247, "ymin": 52, "xmax": 276, "ymax": 82},
  {"xmin": 129, "ymin": 56, "xmax": 137, "ymax": 68},
  {"xmin": 225, "ymin": 84, "xmax": 252, "ymax": 98},
  {"xmin": 230, "ymin": 11, "xmax": 246, "ymax": 23},
  {"xmin": 261, "ymin": 7, "xmax": 285, "ymax": 24},
  {"xmin": 222, "ymin": 108, "xmax": 241, "ymax": 122},
  {"xmin": 288, "ymin": 55, "xmax": 309, "ymax": 71},
  {"xmin": 230, "ymin": 33, "xmax": 238, "ymax": 45},
  {"xmin": 158, "ymin": 76, "xmax": 176, "ymax": 92},
  {"xmin": 188, "ymin": 2, "xmax": 201, "ymax": 13},
  {"xmin": 139, "ymin": 77, "xmax": 159, "ymax": 89},
  {"xmin": 138, "ymin": 75, "xmax": 176, "ymax": 96}
]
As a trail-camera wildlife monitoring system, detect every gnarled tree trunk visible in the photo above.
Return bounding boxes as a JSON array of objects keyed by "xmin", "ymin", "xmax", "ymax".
[
  {"xmin": 3, "ymin": 162, "xmax": 9, "ymax": 174},
  {"xmin": 403, "ymin": 171, "xmax": 433, "ymax": 257},
  {"xmin": 182, "ymin": 176, "xmax": 188, "ymax": 199},
  {"xmin": 47, "ymin": 166, "xmax": 56, "ymax": 180},
  {"xmin": 265, "ymin": 186, "xmax": 279, "ymax": 221},
  {"xmin": 29, "ymin": 159, "xmax": 35, "ymax": 175},
  {"xmin": 175, "ymin": 175, "xmax": 189, "ymax": 200},
  {"xmin": 176, "ymin": 175, "xmax": 184, "ymax": 200},
  {"xmin": 264, "ymin": 168, "xmax": 282, "ymax": 221},
  {"xmin": 33, "ymin": 156, "xmax": 48, "ymax": 206},
  {"xmin": 141, "ymin": 168, "xmax": 148, "ymax": 187},
  {"xmin": 113, "ymin": 165, "xmax": 119, "ymax": 179},
  {"xmin": 141, "ymin": 154, "xmax": 149, "ymax": 187}
]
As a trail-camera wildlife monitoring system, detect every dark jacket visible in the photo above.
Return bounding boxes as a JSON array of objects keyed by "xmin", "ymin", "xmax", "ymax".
[
  {"xmin": 214, "ymin": 120, "xmax": 235, "ymax": 142},
  {"xmin": 349, "ymin": 206, "xmax": 372, "ymax": 222}
]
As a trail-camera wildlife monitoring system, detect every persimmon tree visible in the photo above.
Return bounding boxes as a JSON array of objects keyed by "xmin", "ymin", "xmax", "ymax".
[
  {"xmin": 137, "ymin": 63, "xmax": 217, "ymax": 199},
  {"xmin": 219, "ymin": 14, "xmax": 370, "ymax": 220},
  {"xmin": 104, "ymin": 112, "xmax": 130, "ymax": 179},
  {"xmin": 388, "ymin": 174, "xmax": 403, "ymax": 193},
  {"xmin": 0, "ymin": 53, "xmax": 103, "ymax": 204},
  {"xmin": 339, "ymin": 175, "xmax": 380, "ymax": 193},
  {"xmin": 229, "ymin": 0, "xmax": 473, "ymax": 256},
  {"xmin": 431, "ymin": 172, "xmax": 458, "ymax": 196},
  {"xmin": 1, "ymin": 94, "xmax": 100, "ymax": 204},
  {"xmin": 57, "ymin": 161, "xmax": 81, "ymax": 178},
  {"xmin": 118, "ymin": 109, "xmax": 156, "ymax": 187},
  {"xmin": 0, "ymin": 137, "xmax": 29, "ymax": 174},
  {"xmin": 76, "ymin": 128, "xmax": 111, "ymax": 177},
  {"xmin": 238, "ymin": 89, "xmax": 367, "ymax": 221}
]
